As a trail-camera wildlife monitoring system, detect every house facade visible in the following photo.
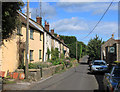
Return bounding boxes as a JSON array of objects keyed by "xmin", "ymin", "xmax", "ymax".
[
  {"xmin": 1, "ymin": 11, "xmax": 70, "ymax": 76},
  {"xmin": 101, "ymin": 35, "xmax": 120, "ymax": 65},
  {"xmin": 2, "ymin": 11, "xmax": 44, "ymax": 76},
  {"xmin": 43, "ymin": 23, "xmax": 69, "ymax": 62}
]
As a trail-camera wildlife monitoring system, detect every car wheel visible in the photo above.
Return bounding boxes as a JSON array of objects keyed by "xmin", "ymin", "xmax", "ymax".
[
  {"xmin": 90, "ymin": 70, "xmax": 93, "ymax": 74},
  {"xmin": 90, "ymin": 67, "xmax": 91, "ymax": 71},
  {"xmin": 107, "ymin": 86, "xmax": 110, "ymax": 92}
]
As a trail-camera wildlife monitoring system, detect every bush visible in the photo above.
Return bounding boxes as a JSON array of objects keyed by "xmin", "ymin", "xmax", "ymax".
[
  {"xmin": 48, "ymin": 58, "xmax": 66, "ymax": 66},
  {"xmin": 64, "ymin": 60, "xmax": 72, "ymax": 68},
  {"xmin": 66, "ymin": 57, "xmax": 71, "ymax": 60},
  {"xmin": 28, "ymin": 62, "xmax": 53, "ymax": 69}
]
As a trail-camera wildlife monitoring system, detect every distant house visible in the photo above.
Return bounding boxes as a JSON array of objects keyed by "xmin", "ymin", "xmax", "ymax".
[
  {"xmin": 101, "ymin": 34, "xmax": 120, "ymax": 64},
  {"xmin": 2, "ymin": 11, "xmax": 44, "ymax": 76},
  {"xmin": 42, "ymin": 20, "xmax": 69, "ymax": 62}
]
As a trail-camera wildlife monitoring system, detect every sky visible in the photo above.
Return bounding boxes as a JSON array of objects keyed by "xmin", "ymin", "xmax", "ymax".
[{"xmin": 22, "ymin": 1, "xmax": 118, "ymax": 45}]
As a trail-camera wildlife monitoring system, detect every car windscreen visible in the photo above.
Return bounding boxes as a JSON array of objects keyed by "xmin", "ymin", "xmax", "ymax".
[
  {"xmin": 93, "ymin": 62, "xmax": 106, "ymax": 65},
  {"xmin": 113, "ymin": 68, "xmax": 120, "ymax": 77}
]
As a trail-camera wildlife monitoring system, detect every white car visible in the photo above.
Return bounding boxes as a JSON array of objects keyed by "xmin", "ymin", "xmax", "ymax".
[{"xmin": 90, "ymin": 60, "xmax": 108, "ymax": 73}]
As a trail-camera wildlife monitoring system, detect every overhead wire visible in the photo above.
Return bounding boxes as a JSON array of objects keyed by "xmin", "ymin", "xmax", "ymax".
[{"xmin": 81, "ymin": 0, "xmax": 114, "ymax": 40}]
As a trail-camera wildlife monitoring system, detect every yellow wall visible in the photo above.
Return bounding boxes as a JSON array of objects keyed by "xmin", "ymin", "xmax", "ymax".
[
  {"xmin": 19, "ymin": 25, "xmax": 44, "ymax": 63},
  {"xmin": 2, "ymin": 24, "xmax": 44, "ymax": 76},
  {"xmin": 2, "ymin": 32, "xmax": 19, "ymax": 76}
]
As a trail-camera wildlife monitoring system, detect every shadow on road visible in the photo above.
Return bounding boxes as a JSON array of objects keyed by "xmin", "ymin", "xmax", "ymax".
[
  {"xmin": 94, "ymin": 72, "xmax": 105, "ymax": 92},
  {"xmin": 87, "ymin": 71, "xmax": 105, "ymax": 92}
]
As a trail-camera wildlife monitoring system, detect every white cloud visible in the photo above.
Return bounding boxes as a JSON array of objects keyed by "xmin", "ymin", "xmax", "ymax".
[
  {"xmin": 51, "ymin": 17, "xmax": 118, "ymax": 42},
  {"xmin": 56, "ymin": 2, "xmax": 118, "ymax": 15},
  {"xmin": 51, "ymin": 17, "xmax": 89, "ymax": 35},
  {"xmin": 22, "ymin": 2, "xmax": 56, "ymax": 19}
]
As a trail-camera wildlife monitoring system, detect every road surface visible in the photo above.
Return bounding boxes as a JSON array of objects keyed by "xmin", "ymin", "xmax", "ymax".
[{"xmin": 30, "ymin": 56, "xmax": 105, "ymax": 91}]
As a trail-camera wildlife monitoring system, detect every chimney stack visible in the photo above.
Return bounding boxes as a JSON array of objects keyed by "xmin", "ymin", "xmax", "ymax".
[
  {"xmin": 51, "ymin": 29, "xmax": 54, "ymax": 35},
  {"xmin": 45, "ymin": 21, "xmax": 49, "ymax": 32},
  {"xmin": 112, "ymin": 34, "xmax": 114, "ymax": 38},
  {"xmin": 61, "ymin": 39, "xmax": 64, "ymax": 43},
  {"xmin": 57, "ymin": 34, "xmax": 60, "ymax": 39},
  {"xmin": 36, "ymin": 17, "xmax": 42, "ymax": 25}
]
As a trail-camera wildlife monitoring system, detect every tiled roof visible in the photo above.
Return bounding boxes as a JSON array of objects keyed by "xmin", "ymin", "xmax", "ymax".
[
  {"xmin": 115, "ymin": 40, "xmax": 120, "ymax": 44},
  {"xmin": 18, "ymin": 11, "xmax": 69, "ymax": 48},
  {"xmin": 18, "ymin": 11, "xmax": 44, "ymax": 33}
]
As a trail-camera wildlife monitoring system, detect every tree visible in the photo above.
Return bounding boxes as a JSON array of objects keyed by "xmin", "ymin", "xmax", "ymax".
[
  {"xmin": 80, "ymin": 44, "xmax": 82, "ymax": 58},
  {"xmin": 2, "ymin": 2, "xmax": 24, "ymax": 40},
  {"xmin": 60, "ymin": 35, "xmax": 87, "ymax": 60},
  {"xmin": 87, "ymin": 35, "xmax": 104, "ymax": 61}
]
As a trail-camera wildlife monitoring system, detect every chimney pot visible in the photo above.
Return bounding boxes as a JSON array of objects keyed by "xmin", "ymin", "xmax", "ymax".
[
  {"xmin": 36, "ymin": 17, "xmax": 42, "ymax": 25},
  {"xmin": 112, "ymin": 34, "xmax": 114, "ymax": 38},
  {"xmin": 51, "ymin": 29, "xmax": 54, "ymax": 35},
  {"xmin": 57, "ymin": 34, "xmax": 60, "ymax": 39},
  {"xmin": 61, "ymin": 39, "xmax": 64, "ymax": 43},
  {"xmin": 45, "ymin": 21, "xmax": 49, "ymax": 32}
]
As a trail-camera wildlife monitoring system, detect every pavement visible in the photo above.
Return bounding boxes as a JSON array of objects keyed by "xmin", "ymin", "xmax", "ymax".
[{"xmin": 2, "ymin": 55, "xmax": 105, "ymax": 91}]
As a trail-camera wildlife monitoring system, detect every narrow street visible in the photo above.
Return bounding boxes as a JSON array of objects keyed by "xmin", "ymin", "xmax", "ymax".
[{"xmin": 30, "ymin": 56, "xmax": 105, "ymax": 91}]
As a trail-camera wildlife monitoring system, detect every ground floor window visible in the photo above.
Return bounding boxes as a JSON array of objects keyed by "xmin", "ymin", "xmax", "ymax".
[
  {"xmin": 30, "ymin": 50, "xmax": 34, "ymax": 61},
  {"xmin": 39, "ymin": 50, "xmax": 42, "ymax": 59}
]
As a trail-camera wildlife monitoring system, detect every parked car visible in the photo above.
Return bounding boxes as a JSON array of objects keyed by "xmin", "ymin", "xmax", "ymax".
[
  {"xmin": 103, "ymin": 65, "xmax": 120, "ymax": 92},
  {"xmin": 90, "ymin": 60, "xmax": 108, "ymax": 73},
  {"xmin": 114, "ymin": 81, "xmax": 120, "ymax": 92}
]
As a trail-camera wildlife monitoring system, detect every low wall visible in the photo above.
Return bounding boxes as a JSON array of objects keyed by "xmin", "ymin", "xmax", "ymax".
[
  {"xmin": 16, "ymin": 64, "xmax": 64, "ymax": 81},
  {"xmin": 15, "ymin": 61, "xmax": 78, "ymax": 81}
]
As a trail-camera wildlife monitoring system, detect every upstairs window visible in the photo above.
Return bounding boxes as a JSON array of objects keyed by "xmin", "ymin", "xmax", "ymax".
[
  {"xmin": 17, "ymin": 24, "xmax": 22, "ymax": 36},
  {"xmin": 40, "ymin": 32, "xmax": 42, "ymax": 41},
  {"xmin": 30, "ymin": 29, "xmax": 34, "ymax": 40}
]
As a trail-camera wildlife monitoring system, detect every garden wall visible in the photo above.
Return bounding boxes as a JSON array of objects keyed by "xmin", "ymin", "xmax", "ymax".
[{"xmin": 16, "ymin": 64, "xmax": 64, "ymax": 81}]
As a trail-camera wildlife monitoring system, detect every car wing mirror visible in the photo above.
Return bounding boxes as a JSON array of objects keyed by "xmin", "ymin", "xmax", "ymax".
[
  {"xmin": 105, "ymin": 73, "xmax": 110, "ymax": 76},
  {"xmin": 112, "ymin": 74, "xmax": 114, "ymax": 77}
]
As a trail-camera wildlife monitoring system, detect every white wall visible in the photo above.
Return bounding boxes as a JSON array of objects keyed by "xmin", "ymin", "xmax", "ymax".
[{"xmin": 44, "ymin": 32, "xmax": 52, "ymax": 62}]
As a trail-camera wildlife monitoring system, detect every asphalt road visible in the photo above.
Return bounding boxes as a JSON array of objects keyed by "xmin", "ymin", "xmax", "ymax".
[{"xmin": 30, "ymin": 56, "xmax": 105, "ymax": 91}]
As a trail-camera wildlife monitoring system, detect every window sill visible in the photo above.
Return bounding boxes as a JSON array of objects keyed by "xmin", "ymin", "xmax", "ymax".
[
  {"xmin": 30, "ymin": 59, "xmax": 34, "ymax": 61},
  {"xmin": 30, "ymin": 38, "xmax": 34, "ymax": 40},
  {"xmin": 16, "ymin": 33, "xmax": 23, "ymax": 36}
]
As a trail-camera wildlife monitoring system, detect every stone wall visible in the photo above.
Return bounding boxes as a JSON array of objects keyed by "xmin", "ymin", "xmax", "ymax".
[{"xmin": 16, "ymin": 64, "xmax": 64, "ymax": 81}]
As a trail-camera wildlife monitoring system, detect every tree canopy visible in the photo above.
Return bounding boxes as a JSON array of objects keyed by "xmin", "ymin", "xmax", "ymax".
[
  {"xmin": 87, "ymin": 35, "xmax": 104, "ymax": 61},
  {"xmin": 2, "ymin": 2, "xmax": 24, "ymax": 40},
  {"xmin": 60, "ymin": 35, "xmax": 87, "ymax": 60}
]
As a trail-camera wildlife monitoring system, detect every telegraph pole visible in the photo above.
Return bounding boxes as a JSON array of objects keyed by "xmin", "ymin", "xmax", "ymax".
[
  {"xmin": 25, "ymin": 0, "xmax": 29, "ymax": 79},
  {"xmin": 76, "ymin": 39, "xmax": 77, "ymax": 60}
]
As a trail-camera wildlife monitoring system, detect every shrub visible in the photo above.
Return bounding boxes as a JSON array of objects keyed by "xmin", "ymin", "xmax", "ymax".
[
  {"xmin": 28, "ymin": 62, "xmax": 53, "ymax": 69},
  {"xmin": 66, "ymin": 57, "xmax": 71, "ymax": 60}
]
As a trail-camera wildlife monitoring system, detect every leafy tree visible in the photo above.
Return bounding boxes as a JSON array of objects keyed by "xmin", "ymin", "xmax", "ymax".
[
  {"xmin": 60, "ymin": 35, "xmax": 87, "ymax": 60},
  {"xmin": 87, "ymin": 35, "xmax": 104, "ymax": 61},
  {"xmin": 2, "ymin": 2, "xmax": 24, "ymax": 40}
]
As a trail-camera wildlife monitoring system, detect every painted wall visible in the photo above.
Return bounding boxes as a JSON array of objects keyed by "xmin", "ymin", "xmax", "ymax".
[
  {"xmin": 43, "ymin": 32, "xmax": 52, "ymax": 62},
  {"xmin": 2, "ymin": 24, "xmax": 44, "ymax": 76}
]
